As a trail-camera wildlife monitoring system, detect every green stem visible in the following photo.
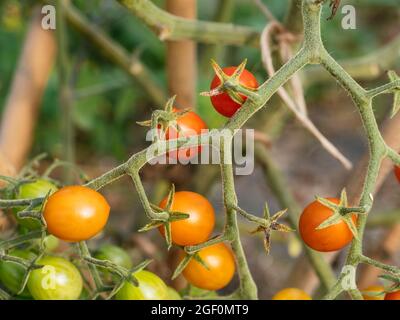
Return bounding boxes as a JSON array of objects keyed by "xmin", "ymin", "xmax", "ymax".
[{"xmin": 77, "ymin": 242, "xmax": 104, "ymax": 293}]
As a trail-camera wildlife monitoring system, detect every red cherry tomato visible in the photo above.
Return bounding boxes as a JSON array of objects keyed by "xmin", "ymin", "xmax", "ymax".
[
  {"xmin": 385, "ymin": 290, "xmax": 400, "ymax": 300},
  {"xmin": 164, "ymin": 109, "xmax": 208, "ymax": 162},
  {"xmin": 210, "ymin": 66, "xmax": 258, "ymax": 118},
  {"xmin": 394, "ymin": 166, "xmax": 400, "ymax": 183},
  {"xmin": 43, "ymin": 186, "xmax": 110, "ymax": 242}
]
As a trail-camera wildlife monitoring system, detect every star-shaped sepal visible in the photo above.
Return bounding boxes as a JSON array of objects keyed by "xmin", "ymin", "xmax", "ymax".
[
  {"xmin": 136, "ymin": 95, "xmax": 190, "ymax": 142},
  {"xmin": 137, "ymin": 184, "xmax": 189, "ymax": 250},
  {"xmin": 315, "ymin": 189, "xmax": 367, "ymax": 239},
  {"xmin": 251, "ymin": 203, "xmax": 294, "ymax": 255},
  {"xmin": 200, "ymin": 59, "xmax": 259, "ymax": 104}
]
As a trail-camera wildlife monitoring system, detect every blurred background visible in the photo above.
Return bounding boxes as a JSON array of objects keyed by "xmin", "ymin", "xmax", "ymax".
[{"xmin": 0, "ymin": 0, "xmax": 399, "ymax": 299}]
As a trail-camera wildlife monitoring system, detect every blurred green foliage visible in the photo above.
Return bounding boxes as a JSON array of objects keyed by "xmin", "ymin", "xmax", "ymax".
[{"xmin": 0, "ymin": 0, "xmax": 398, "ymax": 162}]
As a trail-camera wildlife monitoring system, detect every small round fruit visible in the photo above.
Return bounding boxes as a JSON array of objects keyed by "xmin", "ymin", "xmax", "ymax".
[
  {"xmin": 182, "ymin": 243, "xmax": 235, "ymax": 291},
  {"xmin": 0, "ymin": 249, "xmax": 36, "ymax": 298},
  {"xmin": 394, "ymin": 166, "xmax": 400, "ymax": 183},
  {"xmin": 164, "ymin": 109, "xmax": 208, "ymax": 162},
  {"xmin": 362, "ymin": 285, "xmax": 385, "ymax": 300},
  {"xmin": 43, "ymin": 186, "xmax": 110, "ymax": 242},
  {"xmin": 385, "ymin": 290, "xmax": 400, "ymax": 300},
  {"xmin": 299, "ymin": 198, "xmax": 356, "ymax": 252},
  {"xmin": 14, "ymin": 179, "xmax": 58, "ymax": 230},
  {"xmin": 27, "ymin": 256, "xmax": 83, "ymax": 300},
  {"xmin": 210, "ymin": 66, "xmax": 258, "ymax": 118},
  {"xmin": 115, "ymin": 270, "xmax": 168, "ymax": 300},
  {"xmin": 94, "ymin": 244, "xmax": 133, "ymax": 270},
  {"xmin": 272, "ymin": 288, "xmax": 312, "ymax": 300},
  {"xmin": 158, "ymin": 191, "xmax": 215, "ymax": 246},
  {"xmin": 167, "ymin": 287, "xmax": 182, "ymax": 300}
]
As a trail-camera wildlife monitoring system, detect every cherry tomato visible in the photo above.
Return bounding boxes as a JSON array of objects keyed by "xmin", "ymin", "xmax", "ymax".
[
  {"xmin": 210, "ymin": 66, "xmax": 258, "ymax": 118},
  {"xmin": 94, "ymin": 244, "xmax": 133, "ymax": 270},
  {"xmin": 299, "ymin": 198, "xmax": 356, "ymax": 252},
  {"xmin": 182, "ymin": 243, "xmax": 235, "ymax": 291},
  {"xmin": 167, "ymin": 286, "xmax": 182, "ymax": 300},
  {"xmin": 164, "ymin": 109, "xmax": 208, "ymax": 162},
  {"xmin": 115, "ymin": 270, "xmax": 168, "ymax": 300},
  {"xmin": 272, "ymin": 288, "xmax": 312, "ymax": 300},
  {"xmin": 385, "ymin": 290, "xmax": 400, "ymax": 300},
  {"xmin": 14, "ymin": 179, "xmax": 58, "ymax": 230},
  {"xmin": 394, "ymin": 166, "xmax": 400, "ymax": 183},
  {"xmin": 0, "ymin": 249, "xmax": 36, "ymax": 298},
  {"xmin": 27, "ymin": 255, "xmax": 83, "ymax": 300},
  {"xmin": 158, "ymin": 191, "xmax": 215, "ymax": 246},
  {"xmin": 362, "ymin": 285, "xmax": 385, "ymax": 300},
  {"xmin": 43, "ymin": 186, "xmax": 110, "ymax": 242}
]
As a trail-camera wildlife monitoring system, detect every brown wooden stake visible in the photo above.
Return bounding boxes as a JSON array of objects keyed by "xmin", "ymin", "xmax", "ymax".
[
  {"xmin": 0, "ymin": 8, "xmax": 56, "ymax": 173},
  {"xmin": 166, "ymin": 0, "xmax": 197, "ymax": 109}
]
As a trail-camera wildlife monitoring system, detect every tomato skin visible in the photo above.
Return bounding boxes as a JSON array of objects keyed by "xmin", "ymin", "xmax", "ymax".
[
  {"xmin": 395, "ymin": 166, "xmax": 400, "ymax": 183},
  {"xmin": 182, "ymin": 243, "xmax": 235, "ymax": 291},
  {"xmin": 14, "ymin": 179, "xmax": 58, "ymax": 230},
  {"xmin": 362, "ymin": 285, "xmax": 385, "ymax": 300},
  {"xmin": 167, "ymin": 287, "xmax": 182, "ymax": 300},
  {"xmin": 272, "ymin": 288, "xmax": 312, "ymax": 300},
  {"xmin": 385, "ymin": 290, "xmax": 400, "ymax": 300},
  {"xmin": 164, "ymin": 109, "xmax": 208, "ymax": 162},
  {"xmin": 0, "ymin": 249, "xmax": 36, "ymax": 298},
  {"xmin": 43, "ymin": 186, "xmax": 110, "ymax": 242},
  {"xmin": 299, "ymin": 198, "xmax": 356, "ymax": 252},
  {"xmin": 115, "ymin": 270, "xmax": 168, "ymax": 300},
  {"xmin": 94, "ymin": 244, "xmax": 133, "ymax": 270},
  {"xmin": 210, "ymin": 67, "xmax": 258, "ymax": 118},
  {"xmin": 158, "ymin": 191, "xmax": 215, "ymax": 246},
  {"xmin": 27, "ymin": 256, "xmax": 83, "ymax": 300}
]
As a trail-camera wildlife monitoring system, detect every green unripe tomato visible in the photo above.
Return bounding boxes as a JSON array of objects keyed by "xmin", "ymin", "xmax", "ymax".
[
  {"xmin": 94, "ymin": 244, "xmax": 133, "ymax": 270},
  {"xmin": 42, "ymin": 235, "xmax": 60, "ymax": 252},
  {"xmin": 27, "ymin": 256, "xmax": 83, "ymax": 300},
  {"xmin": 115, "ymin": 270, "xmax": 168, "ymax": 300},
  {"xmin": 0, "ymin": 249, "xmax": 36, "ymax": 298},
  {"xmin": 14, "ymin": 179, "xmax": 58, "ymax": 230},
  {"xmin": 167, "ymin": 286, "xmax": 182, "ymax": 300}
]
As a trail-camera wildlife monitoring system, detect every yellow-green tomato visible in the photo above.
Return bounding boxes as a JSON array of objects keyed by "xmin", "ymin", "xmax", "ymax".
[
  {"xmin": 116, "ymin": 270, "xmax": 168, "ymax": 300},
  {"xmin": 14, "ymin": 179, "xmax": 58, "ymax": 230},
  {"xmin": 27, "ymin": 256, "xmax": 82, "ymax": 300},
  {"xmin": 0, "ymin": 249, "xmax": 36, "ymax": 298},
  {"xmin": 94, "ymin": 244, "xmax": 133, "ymax": 270},
  {"xmin": 167, "ymin": 287, "xmax": 182, "ymax": 300}
]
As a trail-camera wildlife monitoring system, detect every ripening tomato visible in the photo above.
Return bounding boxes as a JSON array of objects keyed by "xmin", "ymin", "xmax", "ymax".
[
  {"xmin": 0, "ymin": 249, "xmax": 36, "ymax": 298},
  {"xmin": 14, "ymin": 179, "xmax": 58, "ymax": 230},
  {"xmin": 167, "ymin": 287, "xmax": 182, "ymax": 300},
  {"xmin": 394, "ymin": 166, "xmax": 400, "ymax": 183},
  {"xmin": 210, "ymin": 66, "xmax": 258, "ymax": 118},
  {"xmin": 115, "ymin": 270, "xmax": 168, "ymax": 300},
  {"xmin": 272, "ymin": 288, "xmax": 312, "ymax": 300},
  {"xmin": 182, "ymin": 243, "xmax": 235, "ymax": 291},
  {"xmin": 158, "ymin": 191, "xmax": 215, "ymax": 246},
  {"xmin": 362, "ymin": 285, "xmax": 385, "ymax": 300},
  {"xmin": 299, "ymin": 198, "xmax": 357, "ymax": 252},
  {"xmin": 27, "ymin": 256, "xmax": 83, "ymax": 300},
  {"xmin": 43, "ymin": 186, "xmax": 110, "ymax": 242},
  {"xmin": 164, "ymin": 109, "xmax": 208, "ymax": 162},
  {"xmin": 94, "ymin": 244, "xmax": 133, "ymax": 270},
  {"xmin": 385, "ymin": 290, "xmax": 400, "ymax": 300}
]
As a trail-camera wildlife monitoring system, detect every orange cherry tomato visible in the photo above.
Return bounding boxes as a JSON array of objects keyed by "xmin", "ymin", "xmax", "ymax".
[
  {"xmin": 43, "ymin": 186, "xmax": 110, "ymax": 242},
  {"xmin": 394, "ymin": 166, "xmax": 400, "ymax": 183},
  {"xmin": 362, "ymin": 285, "xmax": 385, "ymax": 300},
  {"xmin": 164, "ymin": 109, "xmax": 208, "ymax": 162},
  {"xmin": 299, "ymin": 198, "xmax": 356, "ymax": 252},
  {"xmin": 158, "ymin": 191, "xmax": 215, "ymax": 246},
  {"xmin": 272, "ymin": 288, "xmax": 312, "ymax": 300},
  {"xmin": 385, "ymin": 290, "xmax": 400, "ymax": 300},
  {"xmin": 182, "ymin": 243, "xmax": 235, "ymax": 291},
  {"xmin": 210, "ymin": 66, "xmax": 258, "ymax": 118}
]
